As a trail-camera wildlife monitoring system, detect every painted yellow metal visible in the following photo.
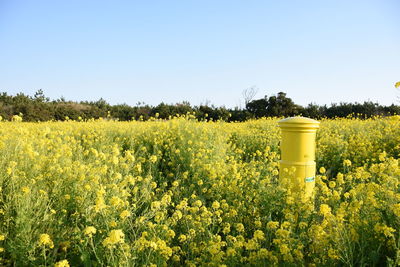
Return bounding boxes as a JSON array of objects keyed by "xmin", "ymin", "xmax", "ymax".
[{"xmin": 278, "ymin": 117, "xmax": 320, "ymax": 198}]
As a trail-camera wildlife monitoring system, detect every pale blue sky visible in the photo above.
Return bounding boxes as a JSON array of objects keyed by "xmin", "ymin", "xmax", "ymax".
[{"xmin": 0, "ymin": 0, "xmax": 399, "ymax": 107}]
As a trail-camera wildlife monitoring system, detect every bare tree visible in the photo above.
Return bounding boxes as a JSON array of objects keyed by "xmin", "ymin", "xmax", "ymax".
[{"xmin": 242, "ymin": 86, "xmax": 258, "ymax": 106}]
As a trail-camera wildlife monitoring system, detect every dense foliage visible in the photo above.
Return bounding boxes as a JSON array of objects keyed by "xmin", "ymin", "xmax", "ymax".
[
  {"xmin": 0, "ymin": 90, "xmax": 398, "ymax": 122},
  {"xmin": 0, "ymin": 116, "xmax": 399, "ymax": 266}
]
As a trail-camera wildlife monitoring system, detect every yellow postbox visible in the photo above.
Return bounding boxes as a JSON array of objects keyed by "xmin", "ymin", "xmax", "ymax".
[{"xmin": 278, "ymin": 117, "xmax": 320, "ymax": 198}]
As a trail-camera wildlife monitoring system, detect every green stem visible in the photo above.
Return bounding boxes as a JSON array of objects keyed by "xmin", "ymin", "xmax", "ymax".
[{"xmin": 90, "ymin": 237, "xmax": 102, "ymax": 264}]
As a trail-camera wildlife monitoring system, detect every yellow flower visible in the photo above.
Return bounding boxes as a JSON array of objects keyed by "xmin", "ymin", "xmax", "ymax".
[
  {"xmin": 110, "ymin": 196, "xmax": 124, "ymax": 207},
  {"xmin": 253, "ymin": 230, "xmax": 265, "ymax": 241},
  {"xmin": 279, "ymin": 244, "xmax": 290, "ymax": 255},
  {"xmin": 343, "ymin": 159, "xmax": 352, "ymax": 167},
  {"xmin": 54, "ymin": 259, "xmax": 70, "ymax": 267},
  {"xmin": 120, "ymin": 210, "xmax": 131, "ymax": 219},
  {"xmin": 267, "ymin": 221, "xmax": 279, "ymax": 230},
  {"xmin": 178, "ymin": 234, "xmax": 187, "ymax": 242},
  {"xmin": 39, "ymin": 189, "xmax": 47, "ymax": 195},
  {"xmin": 149, "ymin": 155, "xmax": 157, "ymax": 163},
  {"xmin": 84, "ymin": 226, "xmax": 97, "ymax": 237},
  {"xmin": 328, "ymin": 248, "xmax": 339, "ymax": 260},
  {"xmin": 135, "ymin": 163, "xmax": 142, "ymax": 173},
  {"xmin": 258, "ymin": 248, "xmax": 269, "ymax": 258},
  {"xmin": 172, "ymin": 210, "xmax": 183, "ymax": 220},
  {"xmin": 293, "ymin": 249, "xmax": 303, "ymax": 259},
  {"xmin": 102, "ymin": 229, "xmax": 125, "ymax": 247},
  {"xmin": 378, "ymin": 151, "xmax": 386, "ymax": 161},
  {"xmin": 374, "ymin": 223, "xmax": 396, "ymax": 238},
  {"xmin": 319, "ymin": 204, "xmax": 331, "ymax": 217},
  {"xmin": 166, "ymin": 229, "xmax": 175, "ymax": 239},
  {"xmin": 193, "ymin": 200, "xmax": 202, "ymax": 207},
  {"xmin": 227, "ymin": 247, "xmax": 236, "ymax": 257},
  {"xmin": 223, "ymin": 225, "xmax": 231, "ymax": 234},
  {"xmin": 281, "ymin": 221, "xmax": 291, "ymax": 229},
  {"xmin": 39, "ymin": 234, "xmax": 54, "ymax": 248},
  {"xmin": 94, "ymin": 197, "xmax": 107, "ymax": 212},
  {"xmin": 151, "ymin": 201, "xmax": 161, "ymax": 211},
  {"xmin": 212, "ymin": 201, "xmax": 220, "ymax": 209},
  {"xmin": 21, "ymin": 186, "xmax": 30, "ymax": 194},
  {"xmin": 236, "ymin": 223, "xmax": 245, "ymax": 233},
  {"xmin": 188, "ymin": 229, "xmax": 196, "ymax": 237},
  {"xmin": 109, "ymin": 220, "xmax": 118, "ymax": 228},
  {"xmin": 319, "ymin": 167, "xmax": 326, "ymax": 174},
  {"xmin": 299, "ymin": 222, "xmax": 308, "ymax": 229},
  {"xmin": 0, "ymin": 235, "xmax": 5, "ymax": 241},
  {"xmin": 336, "ymin": 173, "xmax": 344, "ymax": 184}
]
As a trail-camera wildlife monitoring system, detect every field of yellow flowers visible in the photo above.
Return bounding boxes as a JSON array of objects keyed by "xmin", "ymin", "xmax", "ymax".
[{"xmin": 0, "ymin": 116, "xmax": 399, "ymax": 266}]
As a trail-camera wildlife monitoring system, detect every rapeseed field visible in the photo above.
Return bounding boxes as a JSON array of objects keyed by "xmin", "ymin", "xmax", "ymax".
[{"xmin": 0, "ymin": 116, "xmax": 399, "ymax": 266}]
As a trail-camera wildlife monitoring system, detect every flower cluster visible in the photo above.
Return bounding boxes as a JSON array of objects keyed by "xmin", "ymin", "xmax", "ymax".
[{"xmin": 0, "ymin": 115, "xmax": 398, "ymax": 266}]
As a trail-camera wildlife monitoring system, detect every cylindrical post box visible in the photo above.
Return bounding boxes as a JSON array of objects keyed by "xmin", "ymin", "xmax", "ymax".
[{"xmin": 278, "ymin": 117, "xmax": 320, "ymax": 198}]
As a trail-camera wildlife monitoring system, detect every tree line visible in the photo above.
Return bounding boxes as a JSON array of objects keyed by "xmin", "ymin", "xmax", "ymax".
[{"xmin": 0, "ymin": 90, "xmax": 398, "ymax": 122}]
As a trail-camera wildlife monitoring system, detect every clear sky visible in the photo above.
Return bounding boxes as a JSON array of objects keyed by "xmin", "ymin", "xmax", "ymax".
[{"xmin": 0, "ymin": 0, "xmax": 399, "ymax": 108}]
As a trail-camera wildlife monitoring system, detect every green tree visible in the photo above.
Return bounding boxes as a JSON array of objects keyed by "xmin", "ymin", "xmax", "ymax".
[
  {"xmin": 33, "ymin": 89, "xmax": 49, "ymax": 102},
  {"xmin": 246, "ymin": 92, "xmax": 299, "ymax": 118}
]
